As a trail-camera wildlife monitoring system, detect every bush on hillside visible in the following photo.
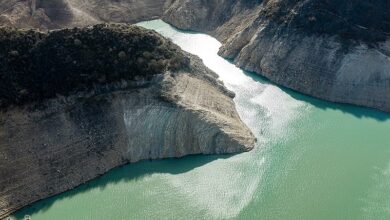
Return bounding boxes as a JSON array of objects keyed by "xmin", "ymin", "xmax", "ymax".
[{"xmin": 0, "ymin": 24, "xmax": 190, "ymax": 108}]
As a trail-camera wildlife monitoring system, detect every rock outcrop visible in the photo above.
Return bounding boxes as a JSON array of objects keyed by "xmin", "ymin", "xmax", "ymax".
[
  {"xmin": 0, "ymin": 0, "xmax": 166, "ymax": 29},
  {"xmin": 0, "ymin": 24, "xmax": 255, "ymax": 218},
  {"xmin": 0, "ymin": 0, "xmax": 390, "ymax": 112},
  {"xmin": 2, "ymin": 0, "xmax": 389, "ymax": 112},
  {"xmin": 163, "ymin": 0, "xmax": 390, "ymax": 112}
]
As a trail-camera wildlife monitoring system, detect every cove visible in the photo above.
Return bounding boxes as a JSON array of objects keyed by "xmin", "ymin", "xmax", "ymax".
[{"xmin": 11, "ymin": 20, "xmax": 390, "ymax": 220}]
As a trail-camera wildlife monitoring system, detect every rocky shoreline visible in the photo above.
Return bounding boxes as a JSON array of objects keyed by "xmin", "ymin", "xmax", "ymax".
[
  {"xmin": 0, "ymin": 23, "xmax": 255, "ymax": 218},
  {"xmin": 1, "ymin": 0, "xmax": 389, "ymax": 217},
  {"xmin": 2, "ymin": 0, "xmax": 389, "ymax": 112},
  {"xmin": 163, "ymin": 0, "xmax": 390, "ymax": 112}
]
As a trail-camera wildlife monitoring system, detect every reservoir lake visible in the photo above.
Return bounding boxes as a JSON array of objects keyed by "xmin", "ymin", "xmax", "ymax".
[{"xmin": 12, "ymin": 20, "xmax": 390, "ymax": 220}]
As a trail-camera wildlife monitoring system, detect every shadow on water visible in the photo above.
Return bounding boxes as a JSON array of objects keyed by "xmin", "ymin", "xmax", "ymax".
[
  {"xmin": 13, "ymin": 154, "xmax": 232, "ymax": 219},
  {"xmin": 240, "ymin": 68, "xmax": 390, "ymax": 122}
]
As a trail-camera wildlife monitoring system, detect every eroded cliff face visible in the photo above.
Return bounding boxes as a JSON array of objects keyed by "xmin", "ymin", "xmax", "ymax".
[
  {"xmin": 163, "ymin": 0, "xmax": 390, "ymax": 112},
  {"xmin": 0, "ymin": 24, "xmax": 255, "ymax": 218},
  {"xmin": 0, "ymin": 0, "xmax": 166, "ymax": 29},
  {"xmin": 1, "ymin": 1, "xmax": 390, "ymax": 111}
]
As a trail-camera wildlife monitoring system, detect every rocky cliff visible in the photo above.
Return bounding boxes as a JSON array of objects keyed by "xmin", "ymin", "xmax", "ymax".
[
  {"xmin": 163, "ymin": 0, "xmax": 390, "ymax": 112},
  {"xmin": 0, "ymin": 24, "xmax": 255, "ymax": 218},
  {"xmin": 3, "ymin": 0, "xmax": 389, "ymax": 112},
  {"xmin": 0, "ymin": 0, "xmax": 166, "ymax": 29}
]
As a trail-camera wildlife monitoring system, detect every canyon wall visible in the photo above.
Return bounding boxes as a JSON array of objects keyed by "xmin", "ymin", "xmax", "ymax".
[
  {"xmin": 0, "ymin": 24, "xmax": 255, "ymax": 218},
  {"xmin": 1, "ymin": 1, "xmax": 389, "ymax": 113},
  {"xmin": 0, "ymin": 0, "xmax": 166, "ymax": 29},
  {"xmin": 0, "ymin": 69, "xmax": 255, "ymax": 218},
  {"xmin": 163, "ymin": 0, "xmax": 390, "ymax": 112},
  {"xmin": 0, "ymin": 0, "xmax": 390, "ymax": 111}
]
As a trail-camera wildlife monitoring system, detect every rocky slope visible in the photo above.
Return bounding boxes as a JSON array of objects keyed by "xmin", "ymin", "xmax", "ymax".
[
  {"xmin": 163, "ymin": 0, "xmax": 390, "ymax": 112},
  {"xmin": 0, "ymin": 0, "xmax": 166, "ymax": 29},
  {"xmin": 0, "ymin": 24, "xmax": 255, "ymax": 218},
  {"xmin": 2, "ymin": 0, "xmax": 389, "ymax": 112}
]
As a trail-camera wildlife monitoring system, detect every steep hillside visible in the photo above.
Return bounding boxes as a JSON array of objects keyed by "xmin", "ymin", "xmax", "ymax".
[
  {"xmin": 4, "ymin": 0, "xmax": 386, "ymax": 112},
  {"xmin": 0, "ymin": 23, "xmax": 187, "ymax": 108},
  {"xmin": 0, "ymin": 23, "xmax": 256, "ymax": 218},
  {"xmin": 164, "ymin": 0, "xmax": 390, "ymax": 112},
  {"xmin": 0, "ymin": 0, "xmax": 166, "ymax": 29}
]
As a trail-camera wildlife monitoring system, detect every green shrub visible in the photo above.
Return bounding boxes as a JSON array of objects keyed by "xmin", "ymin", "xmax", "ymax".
[{"xmin": 0, "ymin": 24, "xmax": 190, "ymax": 108}]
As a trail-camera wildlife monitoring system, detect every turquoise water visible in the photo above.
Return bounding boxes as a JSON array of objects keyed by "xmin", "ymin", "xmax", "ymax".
[{"xmin": 12, "ymin": 20, "xmax": 390, "ymax": 220}]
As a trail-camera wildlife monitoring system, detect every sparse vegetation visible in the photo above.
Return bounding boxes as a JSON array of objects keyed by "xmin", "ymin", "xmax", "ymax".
[
  {"xmin": 263, "ymin": 0, "xmax": 390, "ymax": 43},
  {"xmin": 0, "ymin": 23, "xmax": 190, "ymax": 108}
]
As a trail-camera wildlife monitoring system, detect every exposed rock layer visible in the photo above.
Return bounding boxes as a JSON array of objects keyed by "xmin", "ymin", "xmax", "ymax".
[
  {"xmin": 2, "ymin": 0, "xmax": 389, "ymax": 112},
  {"xmin": 163, "ymin": 0, "xmax": 390, "ymax": 112},
  {"xmin": 0, "ymin": 0, "xmax": 166, "ymax": 29},
  {"xmin": 0, "ymin": 24, "xmax": 255, "ymax": 218}
]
